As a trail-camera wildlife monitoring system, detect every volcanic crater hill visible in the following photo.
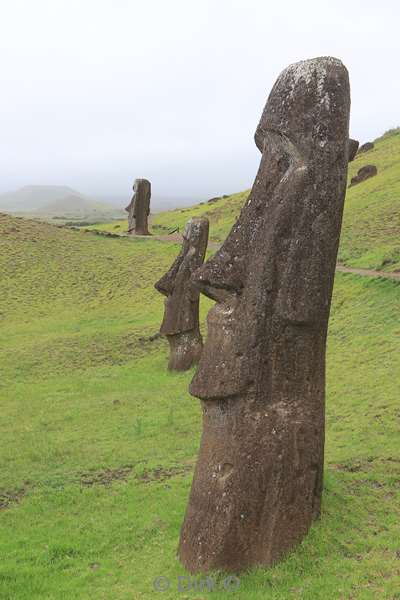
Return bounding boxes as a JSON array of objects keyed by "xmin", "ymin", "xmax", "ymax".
[{"xmin": 0, "ymin": 193, "xmax": 399, "ymax": 596}]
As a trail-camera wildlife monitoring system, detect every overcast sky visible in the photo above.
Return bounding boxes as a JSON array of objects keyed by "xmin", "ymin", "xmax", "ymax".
[{"xmin": 1, "ymin": 0, "xmax": 399, "ymax": 205}]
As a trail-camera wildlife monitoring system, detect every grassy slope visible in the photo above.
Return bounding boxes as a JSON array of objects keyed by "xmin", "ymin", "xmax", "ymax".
[
  {"xmin": 339, "ymin": 130, "xmax": 400, "ymax": 270},
  {"xmin": 90, "ymin": 130, "xmax": 400, "ymax": 271},
  {"xmin": 0, "ymin": 213, "xmax": 399, "ymax": 599},
  {"xmin": 86, "ymin": 192, "xmax": 248, "ymax": 243}
]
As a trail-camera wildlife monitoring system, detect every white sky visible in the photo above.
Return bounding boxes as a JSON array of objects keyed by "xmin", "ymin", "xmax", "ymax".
[{"xmin": 1, "ymin": 0, "xmax": 399, "ymax": 203}]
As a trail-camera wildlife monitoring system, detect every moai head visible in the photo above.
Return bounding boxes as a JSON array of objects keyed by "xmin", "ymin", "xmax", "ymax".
[
  {"xmin": 155, "ymin": 217, "xmax": 209, "ymax": 370},
  {"xmin": 348, "ymin": 138, "xmax": 359, "ymax": 162},
  {"xmin": 190, "ymin": 57, "xmax": 350, "ymax": 400},
  {"xmin": 125, "ymin": 178, "xmax": 151, "ymax": 235}
]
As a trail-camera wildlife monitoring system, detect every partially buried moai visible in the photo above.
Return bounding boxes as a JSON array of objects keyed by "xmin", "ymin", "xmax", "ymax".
[
  {"xmin": 125, "ymin": 178, "xmax": 151, "ymax": 235},
  {"xmin": 178, "ymin": 57, "xmax": 351, "ymax": 573},
  {"xmin": 155, "ymin": 217, "xmax": 209, "ymax": 371}
]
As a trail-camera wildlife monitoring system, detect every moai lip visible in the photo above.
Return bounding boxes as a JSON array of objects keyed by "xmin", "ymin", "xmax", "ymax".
[
  {"xmin": 178, "ymin": 57, "xmax": 351, "ymax": 573},
  {"xmin": 155, "ymin": 217, "xmax": 209, "ymax": 371},
  {"xmin": 125, "ymin": 178, "xmax": 151, "ymax": 235}
]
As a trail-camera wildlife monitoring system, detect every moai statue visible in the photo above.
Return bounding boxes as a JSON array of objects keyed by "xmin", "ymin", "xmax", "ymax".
[
  {"xmin": 125, "ymin": 178, "xmax": 151, "ymax": 235},
  {"xmin": 349, "ymin": 164, "xmax": 378, "ymax": 187},
  {"xmin": 155, "ymin": 217, "xmax": 209, "ymax": 371},
  {"xmin": 178, "ymin": 57, "xmax": 351, "ymax": 573},
  {"xmin": 348, "ymin": 138, "xmax": 359, "ymax": 162}
]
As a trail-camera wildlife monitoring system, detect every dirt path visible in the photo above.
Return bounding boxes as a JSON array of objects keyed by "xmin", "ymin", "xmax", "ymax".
[
  {"xmin": 152, "ymin": 234, "xmax": 221, "ymax": 250},
  {"xmin": 151, "ymin": 233, "xmax": 182, "ymax": 243},
  {"xmin": 112, "ymin": 232, "xmax": 400, "ymax": 282},
  {"xmin": 155, "ymin": 236, "xmax": 400, "ymax": 280},
  {"xmin": 336, "ymin": 264, "xmax": 400, "ymax": 281},
  {"xmin": 162, "ymin": 237, "xmax": 400, "ymax": 281}
]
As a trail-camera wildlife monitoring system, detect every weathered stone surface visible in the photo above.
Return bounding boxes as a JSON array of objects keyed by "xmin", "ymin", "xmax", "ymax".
[
  {"xmin": 350, "ymin": 164, "xmax": 377, "ymax": 187},
  {"xmin": 125, "ymin": 179, "xmax": 151, "ymax": 235},
  {"xmin": 178, "ymin": 57, "xmax": 351, "ymax": 573},
  {"xmin": 348, "ymin": 138, "xmax": 359, "ymax": 161},
  {"xmin": 358, "ymin": 141, "xmax": 374, "ymax": 154},
  {"xmin": 155, "ymin": 217, "xmax": 209, "ymax": 371}
]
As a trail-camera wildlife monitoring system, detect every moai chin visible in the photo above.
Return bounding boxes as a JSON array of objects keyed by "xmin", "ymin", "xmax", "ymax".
[
  {"xmin": 155, "ymin": 217, "xmax": 209, "ymax": 371},
  {"xmin": 178, "ymin": 57, "xmax": 351, "ymax": 573},
  {"xmin": 125, "ymin": 178, "xmax": 151, "ymax": 235}
]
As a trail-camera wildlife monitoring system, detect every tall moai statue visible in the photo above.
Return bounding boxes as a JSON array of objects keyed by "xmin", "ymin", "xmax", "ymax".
[
  {"xmin": 125, "ymin": 178, "xmax": 151, "ymax": 235},
  {"xmin": 155, "ymin": 217, "xmax": 209, "ymax": 371},
  {"xmin": 178, "ymin": 57, "xmax": 351, "ymax": 573}
]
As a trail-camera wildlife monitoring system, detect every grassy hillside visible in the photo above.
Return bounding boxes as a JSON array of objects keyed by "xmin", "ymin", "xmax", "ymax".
[
  {"xmin": 0, "ymin": 213, "xmax": 399, "ymax": 599},
  {"xmin": 90, "ymin": 129, "xmax": 400, "ymax": 271},
  {"xmin": 33, "ymin": 194, "xmax": 124, "ymax": 223},
  {"xmin": 339, "ymin": 129, "xmax": 400, "ymax": 271},
  {"xmin": 86, "ymin": 191, "xmax": 248, "ymax": 242}
]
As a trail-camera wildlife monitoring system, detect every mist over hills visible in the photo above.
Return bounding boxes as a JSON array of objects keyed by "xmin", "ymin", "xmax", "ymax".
[
  {"xmin": 95, "ymin": 193, "xmax": 205, "ymax": 213},
  {"xmin": 34, "ymin": 194, "xmax": 123, "ymax": 218},
  {"xmin": 0, "ymin": 185, "xmax": 205, "ymax": 221},
  {"xmin": 0, "ymin": 185, "xmax": 79, "ymax": 212},
  {"xmin": 0, "ymin": 185, "xmax": 125, "ymax": 223}
]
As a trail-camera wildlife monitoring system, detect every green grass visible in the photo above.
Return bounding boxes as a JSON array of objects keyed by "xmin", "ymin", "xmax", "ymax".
[
  {"xmin": 339, "ymin": 129, "xmax": 400, "ymax": 271},
  {"xmin": 1, "ymin": 209, "xmax": 399, "ymax": 599},
  {"xmin": 89, "ymin": 129, "xmax": 400, "ymax": 272}
]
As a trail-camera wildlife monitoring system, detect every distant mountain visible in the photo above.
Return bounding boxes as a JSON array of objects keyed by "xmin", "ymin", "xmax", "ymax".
[
  {"xmin": 95, "ymin": 193, "xmax": 205, "ymax": 213},
  {"xmin": 35, "ymin": 194, "xmax": 121, "ymax": 218},
  {"xmin": 0, "ymin": 185, "xmax": 125, "ymax": 222},
  {"xmin": 0, "ymin": 185, "xmax": 79, "ymax": 212}
]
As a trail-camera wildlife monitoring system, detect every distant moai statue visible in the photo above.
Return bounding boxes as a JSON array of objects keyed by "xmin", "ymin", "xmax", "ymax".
[
  {"xmin": 155, "ymin": 217, "xmax": 209, "ymax": 371},
  {"xmin": 349, "ymin": 164, "xmax": 378, "ymax": 186},
  {"xmin": 358, "ymin": 141, "xmax": 374, "ymax": 154},
  {"xmin": 178, "ymin": 57, "xmax": 351, "ymax": 573},
  {"xmin": 125, "ymin": 178, "xmax": 151, "ymax": 235},
  {"xmin": 348, "ymin": 138, "xmax": 359, "ymax": 162}
]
